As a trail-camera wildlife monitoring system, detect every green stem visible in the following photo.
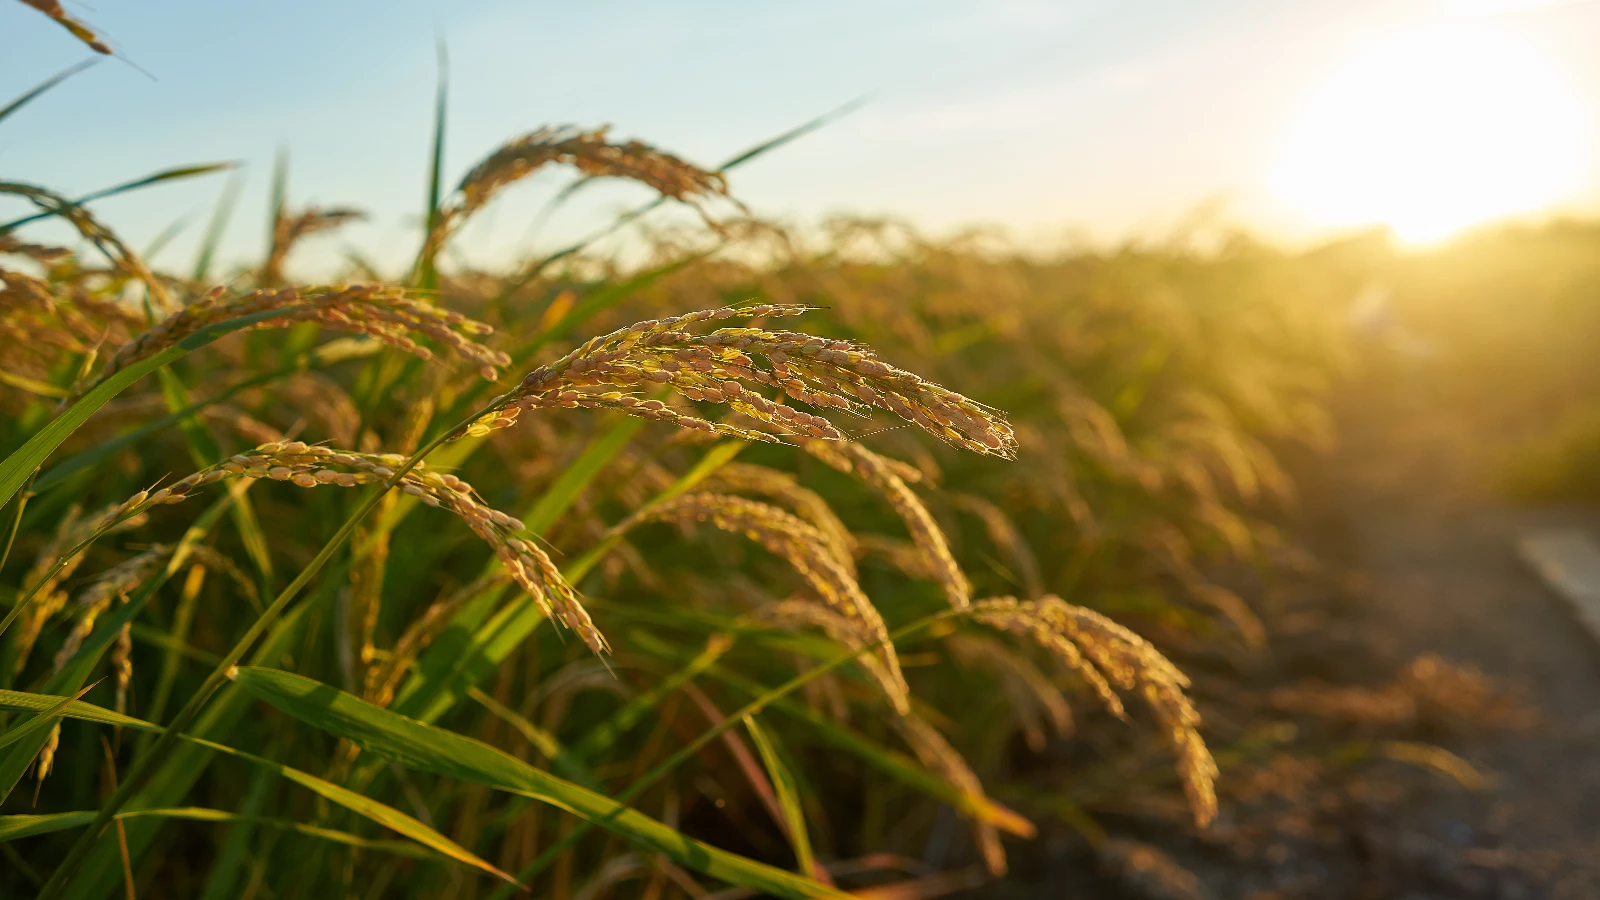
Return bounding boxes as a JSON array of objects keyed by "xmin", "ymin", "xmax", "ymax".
[
  {"xmin": 485, "ymin": 607, "xmax": 967, "ymax": 900},
  {"xmin": 35, "ymin": 394, "xmax": 508, "ymax": 900},
  {"xmin": 0, "ymin": 469, "xmax": 35, "ymax": 577}
]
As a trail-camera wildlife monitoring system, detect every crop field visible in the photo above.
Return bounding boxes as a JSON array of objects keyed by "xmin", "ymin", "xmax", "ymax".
[{"xmin": 5, "ymin": 5, "xmax": 1600, "ymax": 900}]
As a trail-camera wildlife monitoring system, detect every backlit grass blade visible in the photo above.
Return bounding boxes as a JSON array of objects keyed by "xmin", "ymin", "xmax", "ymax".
[
  {"xmin": 0, "ymin": 307, "xmax": 296, "ymax": 511},
  {"xmin": 393, "ymin": 439, "xmax": 743, "ymax": 724},
  {"xmin": 466, "ymin": 685, "xmax": 598, "ymax": 789},
  {"xmin": 563, "ymin": 439, "xmax": 746, "ymax": 584},
  {"xmin": 188, "ymin": 734, "xmax": 520, "ymax": 885},
  {"xmin": 0, "ymin": 494, "xmax": 237, "ymax": 803},
  {"xmin": 1, "ymin": 163, "xmax": 236, "ymax": 231},
  {"xmin": 388, "ymin": 414, "xmax": 644, "ymax": 718},
  {"xmin": 265, "ymin": 148, "xmax": 288, "ymax": 266},
  {"xmin": 521, "ymin": 416, "xmax": 644, "ymax": 536},
  {"xmin": 744, "ymin": 713, "xmax": 818, "ymax": 877},
  {"xmin": 568, "ymin": 636, "xmax": 732, "ymax": 762},
  {"xmin": 0, "ymin": 59, "xmax": 98, "ymax": 126},
  {"xmin": 628, "ymin": 631, "xmax": 1035, "ymax": 838},
  {"xmin": 0, "ymin": 683, "xmax": 96, "ymax": 751},
  {"xmin": 0, "ymin": 686, "xmax": 512, "ymax": 882},
  {"xmin": 0, "ymin": 689, "xmax": 157, "ymax": 732},
  {"xmin": 57, "ymin": 585, "xmax": 331, "ymax": 900},
  {"xmin": 0, "ymin": 808, "xmax": 439, "ymax": 859},
  {"xmin": 230, "ymin": 666, "xmax": 849, "ymax": 900},
  {"xmin": 197, "ymin": 768, "xmax": 272, "ymax": 900},
  {"xmin": 488, "ymin": 99, "xmax": 861, "ymax": 306},
  {"xmin": 193, "ymin": 171, "xmax": 244, "ymax": 282},
  {"xmin": 141, "ymin": 213, "xmax": 193, "ymax": 264},
  {"xmin": 157, "ymin": 368, "xmax": 275, "ymax": 591},
  {"xmin": 412, "ymin": 39, "xmax": 448, "ymax": 292}
]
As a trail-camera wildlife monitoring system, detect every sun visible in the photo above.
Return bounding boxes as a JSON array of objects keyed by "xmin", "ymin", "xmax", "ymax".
[{"xmin": 1270, "ymin": 24, "xmax": 1588, "ymax": 244}]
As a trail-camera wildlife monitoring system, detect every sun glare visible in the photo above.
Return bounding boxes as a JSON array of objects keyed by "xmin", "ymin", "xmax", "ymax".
[{"xmin": 1271, "ymin": 25, "xmax": 1587, "ymax": 243}]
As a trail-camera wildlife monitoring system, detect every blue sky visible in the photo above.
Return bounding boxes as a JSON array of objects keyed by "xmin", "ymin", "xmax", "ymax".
[{"xmin": 4, "ymin": 0, "xmax": 1599, "ymax": 278}]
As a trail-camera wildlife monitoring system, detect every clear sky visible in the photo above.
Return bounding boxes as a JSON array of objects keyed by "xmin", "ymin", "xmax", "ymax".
[{"xmin": 4, "ymin": 0, "xmax": 1599, "ymax": 278}]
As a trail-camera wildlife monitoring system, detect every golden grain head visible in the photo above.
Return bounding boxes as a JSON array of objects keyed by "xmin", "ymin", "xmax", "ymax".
[{"xmin": 463, "ymin": 306, "xmax": 1017, "ymax": 458}]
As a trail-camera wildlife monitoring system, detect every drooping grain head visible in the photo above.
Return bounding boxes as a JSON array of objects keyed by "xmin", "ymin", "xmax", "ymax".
[
  {"xmin": 89, "ymin": 441, "xmax": 603, "ymax": 654},
  {"xmin": 17, "ymin": 0, "xmax": 112, "ymax": 53},
  {"xmin": 262, "ymin": 207, "xmax": 366, "ymax": 286},
  {"xmin": 805, "ymin": 440, "xmax": 971, "ymax": 609},
  {"xmin": 420, "ymin": 125, "xmax": 729, "ymax": 266},
  {"xmin": 68, "ymin": 283, "xmax": 511, "ymax": 402},
  {"xmin": 974, "ymin": 595, "xmax": 1218, "ymax": 828},
  {"xmin": 1, "ymin": 181, "xmax": 168, "ymax": 309},
  {"xmin": 465, "ymin": 306, "xmax": 1018, "ymax": 457},
  {"xmin": 637, "ymin": 491, "xmax": 900, "ymax": 669}
]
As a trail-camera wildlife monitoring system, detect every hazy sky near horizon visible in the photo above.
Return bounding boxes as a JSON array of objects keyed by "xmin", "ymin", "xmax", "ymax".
[{"xmin": 4, "ymin": 0, "xmax": 1599, "ymax": 277}]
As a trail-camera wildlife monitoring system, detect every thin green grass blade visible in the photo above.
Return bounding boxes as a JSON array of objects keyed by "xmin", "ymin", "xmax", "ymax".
[
  {"xmin": 0, "ymin": 689, "xmax": 157, "ymax": 732},
  {"xmin": 0, "ymin": 683, "xmax": 95, "ymax": 750},
  {"xmin": 140, "ymin": 213, "xmax": 192, "ymax": 264},
  {"xmin": 188, "ymin": 734, "xmax": 519, "ymax": 885},
  {"xmin": 231, "ymin": 666, "xmax": 849, "ymax": 900},
  {"xmin": 412, "ymin": 39, "xmax": 448, "ymax": 292},
  {"xmin": 1, "ymin": 163, "xmax": 236, "ymax": 231},
  {"xmin": 0, "ymin": 683, "xmax": 511, "ymax": 881},
  {"xmin": 392, "ymin": 438, "xmax": 742, "ymax": 724},
  {"xmin": 568, "ymin": 636, "xmax": 731, "ymax": 761},
  {"xmin": 0, "ymin": 59, "xmax": 98, "ymax": 126},
  {"xmin": 744, "ymin": 713, "xmax": 817, "ymax": 877},
  {"xmin": 197, "ymin": 767, "xmax": 272, "ymax": 900},
  {"xmin": 0, "ymin": 812, "xmax": 97, "ymax": 841},
  {"xmin": 627, "ymin": 630, "xmax": 1036, "ymax": 838},
  {"xmin": 263, "ymin": 147, "xmax": 288, "ymax": 270},
  {"xmin": 521, "ymin": 417, "xmax": 644, "ymax": 535},
  {"xmin": 715, "ymin": 96, "xmax": 867, "ymax": 172},
  {"xmin": 0, "ymin": 808, "xmax": 439, "ymax": 859},
  {"xmin": 157, "ymin": 368, "xmax": 275, "ymax": 590},
  {"xmin": 193, "ymin": 171, "xmax": 244, "ymax": 282},
  {"xmin": 56, "ymin": 579, "xmax": 329, "ymax": 900},
  {"xmin": 563, "ymin": 439, "xmax": 746, "ymax": 585},
  {"xmin": 465, "ymin": 685, "xmax": 598, "ymax": 789},
  {"xmin": 0, "ymin": 307, "xmax": 296, "ymax": 511},
  {"xmin": 0, "ymin": 493, "xmax": 237, "ymax": 803}
]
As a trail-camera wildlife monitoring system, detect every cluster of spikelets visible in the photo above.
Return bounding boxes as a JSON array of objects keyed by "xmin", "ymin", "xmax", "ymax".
[
  {"xmin": 598, "ymin": 434, "xmax": 1217, "ymax": 873},
  {"xmin": 409, "ymin": 124, "xmax": 730, "ymax": 278},
  {"xmin": 2, "ymin": 181, "xmax": 171, "ymax": 309},
  {"xmin": 10, "ymin": 502, "xmax": 147, "ymax": 678},
  {"xmin": 70, "ymin": 283, "xmax": 512, "ymax": 401},
  {"xmin": 419, "ymin": 125, "xmax": 729, "ymax": 264},
  {"xmin": 460, "ymin": 303, "xmax": 1019, "ymax": 457},
  {"xmin": 57, "ymin": 441, "xmax": 605, "ymax": 657}
]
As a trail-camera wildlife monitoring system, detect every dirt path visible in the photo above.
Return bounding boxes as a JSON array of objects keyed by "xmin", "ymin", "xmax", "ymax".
[{"xmin": 1290, "ymin": 369, "xmax": 1600, "ymax": 896}]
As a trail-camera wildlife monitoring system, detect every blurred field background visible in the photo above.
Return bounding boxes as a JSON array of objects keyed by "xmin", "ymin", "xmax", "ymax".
[{"xmin": 4, "ymin": 2, "xmax": 1600, "ymax": 898}]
